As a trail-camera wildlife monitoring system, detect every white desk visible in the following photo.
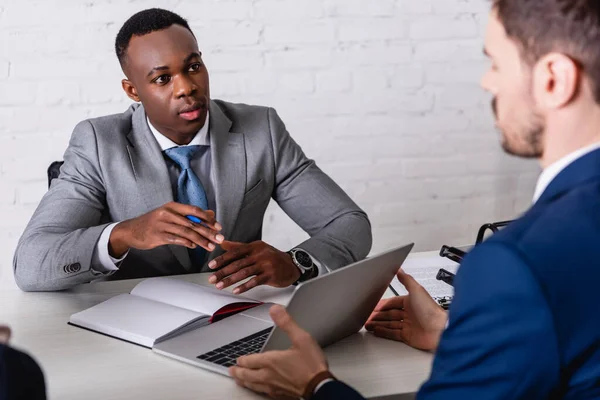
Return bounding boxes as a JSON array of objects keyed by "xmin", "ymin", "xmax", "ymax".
[{"xmin": 0, "ymin": 253, "xmax": 438, "ymax": 400}]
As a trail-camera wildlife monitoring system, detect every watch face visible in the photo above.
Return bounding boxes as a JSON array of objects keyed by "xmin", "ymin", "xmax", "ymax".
[{"xmin": 294, "ymin": 251, "xmax": 313, "ymax": 269}]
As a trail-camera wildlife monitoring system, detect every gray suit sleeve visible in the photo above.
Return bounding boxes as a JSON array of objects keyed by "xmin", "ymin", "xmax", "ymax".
[
  {"xmin": 267, "ymin": 108, "xmax": 372, "ymax": 270},
  {"xmin": 13, "ymin": 121, "xmax": 113, "ymax": 291}
]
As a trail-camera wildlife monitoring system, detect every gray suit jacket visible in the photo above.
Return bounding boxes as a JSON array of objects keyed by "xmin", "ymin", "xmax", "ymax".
[{"xmin": 14, "ymin": 100, "xmax": 372, "ymax": 291}]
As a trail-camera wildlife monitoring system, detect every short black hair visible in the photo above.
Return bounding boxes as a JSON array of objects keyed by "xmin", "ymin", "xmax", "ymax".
[
  {"xmin": 115, "ymin": 8, "xmax": 194, "ymax": 66},
  {"xmin": 493, "ymin": 0, "xmax": 600, "ymax": 103}
]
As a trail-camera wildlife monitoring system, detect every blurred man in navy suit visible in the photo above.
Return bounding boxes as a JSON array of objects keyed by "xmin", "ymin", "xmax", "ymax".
[
  {"xmin": 0, "ymin": 326, "xmax": 46, "ymax": 400},
  {"xmin": 229, "ymin": 1, "xmax": 600, "ymax": 399}
]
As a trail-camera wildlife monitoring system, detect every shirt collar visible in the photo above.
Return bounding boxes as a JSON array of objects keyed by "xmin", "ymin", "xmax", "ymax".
[
  {"xmin": 533, "ymin": 141, "xmax": 600, "ymax": 203},
  {"xmin": 146, "ymin": 111, "xmax": 210, "ymax": 151}
]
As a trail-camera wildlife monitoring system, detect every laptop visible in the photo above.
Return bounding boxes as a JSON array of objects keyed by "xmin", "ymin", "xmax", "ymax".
[{"xmin": 153, "ymin": 243, "xmax": 414, "ymax": 376}]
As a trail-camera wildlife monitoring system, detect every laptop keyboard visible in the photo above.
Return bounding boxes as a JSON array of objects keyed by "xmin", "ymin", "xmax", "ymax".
[{"xmin": 196, "ymin": 328, "xmax": 272, "ymax": 368}]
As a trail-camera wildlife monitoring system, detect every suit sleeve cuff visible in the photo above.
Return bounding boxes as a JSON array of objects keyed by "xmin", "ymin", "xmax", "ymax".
[
  {"xmin": 91, "ymin": 223, "xmax": 128, "ymax": 274},
  {"xmin": 303, "ymin": 371, "xmax": 336, "ymax": 400},
  {"xmin": 314, "ymin": 378, "xmax": 336, "ymax": 394}
]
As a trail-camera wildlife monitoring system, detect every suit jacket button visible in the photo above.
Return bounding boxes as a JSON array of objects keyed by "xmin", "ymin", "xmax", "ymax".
[{"xmin": 63, "ymin": 263, "xmax": 81, "ymax": 274}]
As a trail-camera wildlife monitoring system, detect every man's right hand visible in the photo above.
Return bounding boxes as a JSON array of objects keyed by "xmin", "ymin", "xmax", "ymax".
[
  {"xmin": 108, "ymin": 202, "xmax": 224, "ymax": 257},
  {"xmin": 365, "ymin": 269, "xmax": 448, "ymax": 352}
]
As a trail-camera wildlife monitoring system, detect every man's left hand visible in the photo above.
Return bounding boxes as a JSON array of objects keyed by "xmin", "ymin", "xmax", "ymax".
[
  {"xmin": 0, "ymin": 326, "xmax": 11, "ymax": 344},
  {"xmin": 230, "ymin": 305, "xmax": 329, "ymax": 399},
  {"xmin": 208, "ymin": 241, "xmax": 301, "ymax": 295}
]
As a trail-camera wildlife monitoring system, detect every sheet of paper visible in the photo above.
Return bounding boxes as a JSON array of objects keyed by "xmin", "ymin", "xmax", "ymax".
[
  {"xmin": 391, "ymin": 254, "xmax": 459, "ymax": 300},
  {"xmin": 131, "ymin": 277, "xmax": 260, "ymax": 316}
]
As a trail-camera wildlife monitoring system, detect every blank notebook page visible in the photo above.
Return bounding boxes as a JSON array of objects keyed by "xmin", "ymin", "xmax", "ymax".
[{"xmin": 69, "ymin": 294, "xmax": 204, "ymax": 348}]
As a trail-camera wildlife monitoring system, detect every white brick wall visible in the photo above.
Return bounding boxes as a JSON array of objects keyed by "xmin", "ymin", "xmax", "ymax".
[{"xmin": 0, "ymin": 0, "xmax": 539, "ymax": 289}]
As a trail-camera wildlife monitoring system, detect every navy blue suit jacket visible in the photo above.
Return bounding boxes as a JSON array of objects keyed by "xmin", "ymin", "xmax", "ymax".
[
  {"xmin": 314, "ymin": 149, "xmax": 600, "ymax": 400},
  {"xmin": 0, "ymin": 344, "xmax": 46, "ymax": 400}
]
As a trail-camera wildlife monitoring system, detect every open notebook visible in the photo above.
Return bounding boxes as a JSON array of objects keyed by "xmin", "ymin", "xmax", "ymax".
[{"xmin": 69, "ymin": 277, "xmax": 262, "ymax": 348}]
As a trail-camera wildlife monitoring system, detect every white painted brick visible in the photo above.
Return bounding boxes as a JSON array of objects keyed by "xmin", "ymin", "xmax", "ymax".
[
  {"xmin": 318, "ymin": 134, "xmax": 456, "ymax": 164},
  {"xmin": 426, "ymin": 62, "xmax": 486, "ymax": 85},
  {"xmin": 0, "ymin": 133, "xmax": 69, "ymax": 168},
  {"xmin": 388, "ymin": 89, "xmax": 436, "ymax": 113},
  {"xmin": 353, "ymin": 66, "xmax": 393, "ymax": 92},
  {"xmin": 466, "ymin": 152, "xmax": 534, "ymax": 175},
  {"xmin": 397, "ymin": 111, "xmax": 471, "ymax": 134},
  {"xmin": 11, "ymin": 59, "xmax": 102, "ymax": 80},
  {"xmin": 253, "ymin": 0, "xmax": 325, "ymax": 20},
  {"xmin": 326, "ymin": 0, "xmax": 396, "ymax": 17},
  {"xmin": 316, "ymin": 70, "xmax": 352, "ymax": 93},
  {"xmin": 206, "ymin": 50, "xmax": 264, "ymax": 72},
  {"xmin": 264, "ymin": 23, "xmax": 336, "ymax": 45},
  {"xmin": 396, "ymin": 0, "xmax": 433, "ymax": 15},
  {"xmin": 73, "ymin": 2, "xmax": 167, "ymax": 25},
  {"xmin": 0, "ymin": 1, "xmax": 61, "ymax": 27},
  {"xmin": 414, "ymin": 39, "xmax": 483, "ymax": 62},
  {"xmin": 210, "ymin": 73, "xmax": 244, "ymax": 97},
  {"xmin": 271, "ymin": 88, "xmax": 433, "ymax": 116},
  {"xmin": 1, "ymin": 156, "xmax": 55, "ymax": 182},
  {"xmin": 175, "ymin": 1, "xmax": 253, "ymax": 21},
  {"xmin": 0, "ymin": 60, "xmax": 8, "ymax": 79},
  {"xmin": 434, "ymin": 0, "xmax": 491, "ymax": 15},
  {"xmin": 321, "ymin": 159, "xmax": 405, "ymax": 183},
  {"xmin": 390, "ymin": 66, "xmax": 425, "ymax": 89},
  {"xmin": 0, "ymin": 28, "xmax": 48, "ymax": 59},
  {"xmin": 0, "ymin": 107, "xmax": 41, "ymax": 133},
  {"xmin": 465, "ymin": 101, "xmax": 495, "ymax": 129},
  {"xmin": 0, "ymin": 82, "xmax": 38, "ymax": 106},
  {"xmin": 36, "ymin": 81, "xmax": 81, "ymax": 106},
  {"xmin": 338, "ymin": 20, "xmax": 406, "ymax": 42},
  {"xmin": 44, "ymin": 25, "xmax": 115, "ymax": 56},
  {"xmin": 278, "ymin": 72, "xmax": 315, "ymax": 94},
  {"xmin": 35, "ymin": 106, "xmax": 90, "ymax": 132},
  {"xmin": 243, "ymin": 72, "xmax": 278, "ymax": 95},
  {"xmin": 333, "ymin": 42, "xmax": 413, "ymax": 66},
  {"xmin": 191, "ymin": 22, "xmax": 262, "ymax": 47},
  {"xmin": 403, "ymin": 158, "xmax": 469, "ymax": 179},
  {"xmin": 264, "ymin": 48, "xmax": 333, "ymax": 69},
  {"xmin": 80, "ymin": 82, "xmax": 126, "ymax": 105},
  {"xmin": 0, "ymin": 180, "xmax": 16, "ymax": 205},
  {"xmin": 410, "ymin": 15, "xmax": 478, "ymax": 40},
  {"xmin": 436, "ymin": 84, "xmax": 485, "ymax": 109},
  {"xmin": 371, "ymin": 222, "xmax": 473, "ymax": 253}
]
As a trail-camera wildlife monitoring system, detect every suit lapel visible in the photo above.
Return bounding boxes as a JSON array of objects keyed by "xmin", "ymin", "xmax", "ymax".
[
  {"xmin": 537, "ymin": 147, "xmax": 600, "ymax": 205},
  {"xmin": 126, "ymin": 104, "xmax": 192, "ymax": 271},
  {"xmin": 209, "ymin": 101, "xmax": 246, "ymax": 243}
]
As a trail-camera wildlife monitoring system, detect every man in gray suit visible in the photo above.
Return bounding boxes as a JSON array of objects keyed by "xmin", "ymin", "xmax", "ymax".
[{"xmin": 13, "ymin": 8, "xmax": 372, "ymax": 292}]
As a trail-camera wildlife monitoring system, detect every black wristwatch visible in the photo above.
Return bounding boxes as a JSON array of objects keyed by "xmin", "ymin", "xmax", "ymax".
[{"xmin": 288, "ymin": 248, "xmax": 318, "ymax": 284}]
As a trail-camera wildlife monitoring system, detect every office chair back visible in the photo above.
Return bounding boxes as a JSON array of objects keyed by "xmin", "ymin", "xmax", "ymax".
[{"xmin": 47, "ymin": 161, "xmax": 64, "ymax": 188}]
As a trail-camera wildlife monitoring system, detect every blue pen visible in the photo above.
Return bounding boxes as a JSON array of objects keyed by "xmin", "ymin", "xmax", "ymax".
[{"xmin": 187, "ymin": 215, "xmax": 202, "ymax": 224}]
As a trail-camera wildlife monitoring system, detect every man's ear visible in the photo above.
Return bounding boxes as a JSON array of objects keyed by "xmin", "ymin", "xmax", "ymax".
[
  {"xmin": 121, "ymin": 79, "xmax": 141, "ymax": 102},
  {"xmin": 533, "ymin": 53, "xmax": 580, "ymax": 110}
]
